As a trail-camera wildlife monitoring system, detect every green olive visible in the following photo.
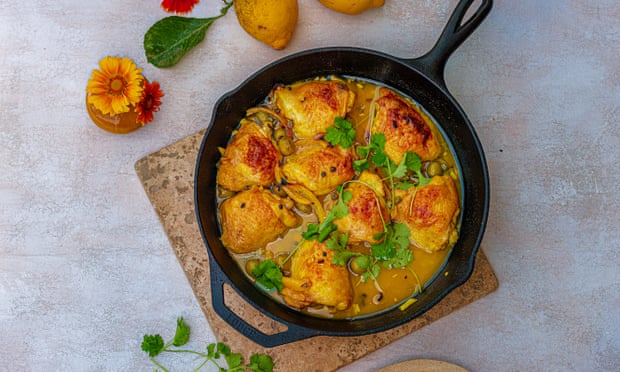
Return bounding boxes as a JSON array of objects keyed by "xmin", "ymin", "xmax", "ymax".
[
  {"xmin": 245, "ymin": 259, "xmax": 260, "ymax": 277},
  {"xmin": 277, "ymin": 137, "xmax": 295, "ymax": 156},
  {"xmin": 426, "ymin": 161, "xmax": 443, "ymax": 177},
  {"xmin": 273, "ymin": 127, "xmax": 287, "ymax": 141},
  {"xmin": 348, "ymin": 256, "xmax": 367, "ymax": 276}
]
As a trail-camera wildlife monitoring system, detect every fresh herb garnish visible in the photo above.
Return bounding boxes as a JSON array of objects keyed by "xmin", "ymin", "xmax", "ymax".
[
  {"xmin": 298, "ymin": 123, "xmax": 435, "ymax": 285},
  {"xmin": 141, "ymin": 317, "xmax": 274, "ymax": 372},
  {"xmin": 302, "ymin": 187, "xmax": 351, "ymax": 242},
  {"xmin": 144, "ymin": 0, "xmax": 233, "ymax": 68},
  {"xmin": 325, "ymin": 117, "xmax": 356, "ymax": 148},
  {"xmin": 355, "ymin": 133, "xmax": 430, "ymax": 204},
  {"xmin": 252, "ymin": 259, "xmax": 284, "ymax": 292},
  {"xmin": 371, "ymin": 222, "xmax": 412, "ymax": 269}
]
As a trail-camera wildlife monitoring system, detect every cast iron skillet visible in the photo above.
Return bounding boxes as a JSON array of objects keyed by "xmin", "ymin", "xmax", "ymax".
[{"xmin": 195, "ymin": 0, "xmax": 492, "ymax": 347}]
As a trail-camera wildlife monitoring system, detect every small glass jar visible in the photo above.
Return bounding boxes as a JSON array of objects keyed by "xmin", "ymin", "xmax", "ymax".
[{"xmin": 85, "ymin": 93, "xmax": 143, "ymax": 134}]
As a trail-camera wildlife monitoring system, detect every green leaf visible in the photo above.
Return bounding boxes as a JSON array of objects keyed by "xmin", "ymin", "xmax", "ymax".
[
  {"xmin": 217, "ymin": 342, "xmax": 231, "ymax": 356},
  {"xmin": 356, "ymin": 145, "xmax": 370, "ymax": 159},
  {"xmin": 332, "ymin": 250, "xmax": 357, "ymax": 266},
  {"xmin": 416, "ymin": 171, "xmax": 432, "ymax": 186},
  {"xmin": 206, "ymin": 342, "xmax": 216, "ymax": 357},
  {"xmin": 392, "ymin": 156, "xmax": 409, "ymax": 179},
  {"xmin": 225, "ymin": 352, "xmax": 242, "ymax": 369},
  {"xmin": 404, "ymin": 151, "xmax": 422, "ymax": 172},
  {"xmin": 252, "ymin": 260, "xmax": 284, "ymax": 292},
  {"xmin": 249, "ymin": 353, "xmax": 275, "ymax": 372},
  {"xmin": 371, "ymin": 152, "xmax": 388, "ymax": 167},
  {"xmin": 395, "ymin": 180, "xmax": 416, "ymax": 190},
  {"xmin": 144, "ymin": 16, "xmax": 220, "ymax": 68},
  {"xmin": 353, "ymin": 158, "xmax": 369, "ymax": 172},
  {"xmin": 371, "ymin": 238, "xmax": 395, "ymax": 261},
  {"xmin": 301, "ymin": 223, "xmax": 319, "ymax": 240},
  {"xmin": 141, "ymin": 334, "xmax": 165, "ymax": 357},
  {"xmin": 371, "ymin": 133, "xmax": 386, "ymax": 149},
  {"xmin": 325, "ymin": 231, "xmax": 348, "ymax": 251},
  {"xmin": 317, "ymin": 222, "xmax": 337, "ymax": 242},
  {"xmin": 325, "ymin": 117, "xmax": 356, "ymax": 148},
  {"xmin": 172, "ymin": 317, "xmax": 190, "ymax": 346},
  {"xmin": 392, "ymin": 223, "xmax": 411, "ymax": 249}
]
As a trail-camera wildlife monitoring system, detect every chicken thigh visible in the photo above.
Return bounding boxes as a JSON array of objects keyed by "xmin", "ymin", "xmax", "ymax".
[
  {"xmin": 217, "ymin": 119, "xmax": 281, "ymax": 192},
  {"xmin": 371, "ymin": 88, "xmax": 442, "ymax": 163},
  {"xmin": 333, "ymin": 171, "xmax": 389, "ymax": 244},
  {"xmin": 281, "ymin": 239, "xmax": 353, "ymax": 311},
  {"xmin": 392, "ymin": 175, "xmax": 460, "ymax": 252},
  {"xmin": 272, "ymin": 80, "xmax": 355, "ymax": 139},
  {"xmin": 219, "ymin": 186, "xmax": 301, "ymax": 254},
  {"xmin": 281, "ymin": 139, "xmax": 355, "ymax": 196}
]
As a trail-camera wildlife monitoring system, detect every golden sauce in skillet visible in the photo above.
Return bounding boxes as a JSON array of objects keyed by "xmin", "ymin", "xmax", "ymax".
[{"xmin": 217, "ymin": 76, "xmax": 460, "ymax": 319}]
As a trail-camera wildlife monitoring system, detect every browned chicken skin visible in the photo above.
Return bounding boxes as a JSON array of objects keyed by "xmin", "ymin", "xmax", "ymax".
[
  {"xmin": 392, "ymin": 175, "xmax": 460, "ymax": 252},
  {"xmin": 273, "ymin": 80, "xmax": 355, "ymax": 139},
  {"xmin": 372, "ymin": 88, "xmax": 442, "ymax": 163},
  {"xmin": 216, "ymin": 119, "xmax": 281, "ymax": 192},
  {"xmin": 281, "ymin": 139, "xmax": 355, "ymax": 196},
  {"xmin": 333, "ymin": 171, "xmax": 389, "ymax": 244},
  {"xmin": 281, "ymin": 239, "xmax": 353, "ymax": 311},
  {"xmin": 219, "ymin": 186, "xmax": 301, "ymax": 254}
]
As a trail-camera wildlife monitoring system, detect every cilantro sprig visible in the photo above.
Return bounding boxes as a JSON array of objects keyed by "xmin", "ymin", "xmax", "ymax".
[
  {"xmin": 252, "ymin": 259, "xmax": 284, "ymax": 292},
  {"xmin": 141, "ymin": 317, "xmax": 274, "ymax": 372},
  {"xmin": 324, "ymin": 117, "xmax": 356, "ymax": 148},
  {"xmin": 302, "ymin": 186, "xmax": 352, "ymax": 242},
  {"xmin": 307, "ymin": 122, "xmax": 433, "ymax": 286},
  {"xmin": 355, "ymin": 133, "xmax": 431, "ymax": 198}
]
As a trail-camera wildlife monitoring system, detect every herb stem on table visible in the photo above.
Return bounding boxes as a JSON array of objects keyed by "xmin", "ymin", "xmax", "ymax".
[{"xmin": 141, "ymin": 317, "xmax": 274, "ymax": 372}]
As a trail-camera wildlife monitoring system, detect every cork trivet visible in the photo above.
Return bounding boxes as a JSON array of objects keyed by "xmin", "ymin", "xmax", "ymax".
[{"xmin": 134, "ymin": 129, "xmax": 498, "ymax": 372}]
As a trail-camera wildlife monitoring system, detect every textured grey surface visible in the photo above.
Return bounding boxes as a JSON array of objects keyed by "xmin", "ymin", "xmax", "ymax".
[{"xmin": 1, "ymin": 0, "xmax": 618, "ymax": 371}]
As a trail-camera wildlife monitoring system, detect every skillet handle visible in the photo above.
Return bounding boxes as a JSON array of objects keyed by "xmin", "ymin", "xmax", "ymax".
[
  {"xmin": 407, "ymin": 0, "xmax": 493, "ymax": 87},
  {"xmin": 209, "ymin": 255, "xmax": 318, "ymax": 348}
]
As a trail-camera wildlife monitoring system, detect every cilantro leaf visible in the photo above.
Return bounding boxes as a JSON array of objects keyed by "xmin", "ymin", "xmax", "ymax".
[
  {"xmin": 395, "ymin": 180, "xmax": 416, "ymax": 190},
  {"xmin": 332, "ymin": 250, "xmax": 357, "ymax": 266},
  {"xmin": 141, "ymin": 334, "xmax": 165, "ymax": 357},
  {"xmin": 301, "ymin": 223, "xmax": 319, "ymax": 240},
  {"xmin": 416, "ymin": 172, "xmax": 432, "ymax": 186},
  {"xmin": 371, "ymin": 238, "xmax": 396, "ymax": 262},
  {"xmin": 252, "ymin": 260, "xmax": 284, "ymax": 292},
  {"xmin": 392, "ymin": 156, "xmax": 409, "ymax": 179},
  {"xmin": 353, "ymin": 158, "xmax": 369, "ymax": 172},
  {"xmin": 325, "ymin": 231, "xmax": 348, "ymax": 251},
  {"xmin": 325, "ymin": 117, "xmax": 356, "ymax": 148},
  {"xmin": 225, "ymin": 352, "xmax": 243, "ymax": 369},
  {"xmin": 172, "ymin": 317, "xmax": 190, "ymax": 346},
  {"xmin": 404, "ymin": 151, "xmax": 422, "ymax": 172},
  {"xmin": 370, "ymin": 223, "xmax": 412, "ymax": 269},
  {"xmin": 249, "ymin": 353, "xmax": 276, "ymax": 372},
  {"xmin": 392, "ymin": 223, "xmax": 411, "ymax": 249}
]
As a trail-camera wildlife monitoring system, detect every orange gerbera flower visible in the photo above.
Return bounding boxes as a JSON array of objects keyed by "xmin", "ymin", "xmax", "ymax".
[
  {"xmin": 161, "ymin": 0, "xmax": 200, "ymax": 14},
  {"xmin": 86, "ymin": 56, "xmax": 144, "ymax": 116},
  {"xmin": 135, "ymin": 80, "xmax": 164, "ymax": 125}
]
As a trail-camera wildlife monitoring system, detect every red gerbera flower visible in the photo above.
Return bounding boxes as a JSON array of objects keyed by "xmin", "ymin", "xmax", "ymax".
[
  {"xmin": 161, "ymin": 0, "xmax": 200, "ymax": 14},
  {"xmin": 135, "ymin": 80, "xmax": 164, "ymax": 125}
]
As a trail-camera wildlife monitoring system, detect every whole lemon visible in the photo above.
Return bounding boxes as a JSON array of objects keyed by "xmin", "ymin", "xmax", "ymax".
[
  {"xmin": 234, "ymin": 0, "xmax": 298, "ymax": 50},
  {"xmin": 318, "ymin": 0, "xmax": 385, "ymax": 15}
]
